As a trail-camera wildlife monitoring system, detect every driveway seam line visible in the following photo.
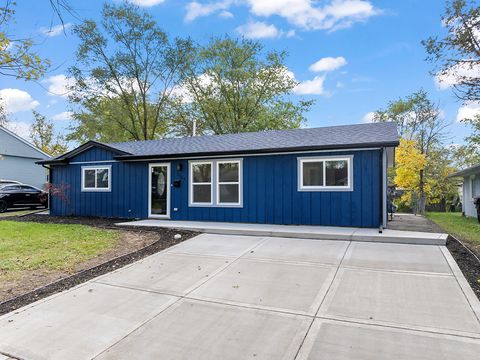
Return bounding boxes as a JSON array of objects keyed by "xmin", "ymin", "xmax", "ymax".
[
  {"xmin": 96, "ymin": 276, "xmax": 317, "ymax": 317},
  {"xmin": 184, "ymin": 296, "xmax": 314, "ymax": 318},
  {"xmin": 316, "ymin": 315, "xmax": 480, "ymax": 340},
  {"xmin": 337, "ymin": 265, "xmax": 455, "ymax": 277},
  {"xmin": 0, "ymin": 350, "xmax": 23, "ymax": 360},
  {"xmin": 293, "ymin": 240, "xmax": 353, "ymax": 360},
  {"xmin": 239, "ymin": 256, "xmax": 342, "ymax": 267}
]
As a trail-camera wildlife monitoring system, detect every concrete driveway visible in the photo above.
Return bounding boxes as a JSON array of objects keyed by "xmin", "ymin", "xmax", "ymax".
[{"xmin": 0, "ymin": 234, "xmax": 479, "ymax": 359}]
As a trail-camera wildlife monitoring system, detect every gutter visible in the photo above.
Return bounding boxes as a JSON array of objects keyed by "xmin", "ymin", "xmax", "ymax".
[
  {"xmin": 40, "ymin": 164, "xmax": 51, "ymax": 211},
  {"xmin": 448, "ymin": 166, "xmax": 480, "ymax": 178},
  {"xmin": 113, "ymin": 141, "xmax": 400, "ymax": 162}
]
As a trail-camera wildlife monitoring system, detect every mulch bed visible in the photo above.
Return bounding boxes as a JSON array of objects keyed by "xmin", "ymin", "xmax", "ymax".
[
  {"xmin": 0, "ymin": 215, "xmax": 199, "ymax": 316},
  {"xmin": 446, "ymin": 235, "xmax": 480, "ymax": 301}
]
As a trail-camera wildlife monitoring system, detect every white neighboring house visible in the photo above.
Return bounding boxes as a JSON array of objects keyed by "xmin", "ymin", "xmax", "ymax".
[
  {"xmin": 450, "ymin": 163, "xmax": 480, "ymax": 218},
  {"xmin": 0, "ymin": 126, "xmax": 50, "ymax": 189}
]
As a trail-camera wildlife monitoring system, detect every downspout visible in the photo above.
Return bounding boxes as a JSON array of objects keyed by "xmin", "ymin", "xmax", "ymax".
[
  {"xmin": 41, "ymin": 164, "xmax": 51, "ymax": 212},
  {"xmin": 380, "ymin": 147, "xmax": 388, "ymax": 232}
]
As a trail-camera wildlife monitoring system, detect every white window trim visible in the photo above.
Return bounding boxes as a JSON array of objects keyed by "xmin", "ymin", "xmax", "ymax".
[
  {"xmin": 298, "ymin": 155, "xmax": 353, "ymax": 192},
  {"xmin": 189, "ymin": 159, "xmax": 243, "ymax": 207},
  {"xmin": 81, "ymin": 165, "xmax": 111, "ymax": 192},
  {"xmin": 216, "ymin": 160, "xmax": 242, "ymax": 206},
  {"xmin": 189, "ymin": 161, "xmax": 214, "ymax": 206},
  {"xmin": 148, "ymin": 163, "xmax": 171, "ymax": 219}
]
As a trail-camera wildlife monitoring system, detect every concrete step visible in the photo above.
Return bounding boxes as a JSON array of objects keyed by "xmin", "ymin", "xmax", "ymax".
[{"xmin": 116, "ymin": 220, "xmax": 448, "ymax": 246}]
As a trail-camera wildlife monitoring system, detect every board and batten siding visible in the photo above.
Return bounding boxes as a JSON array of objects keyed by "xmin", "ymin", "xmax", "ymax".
[
  {"xmin": 169, "ymin": 150, "xmax": 382, "ymax": 227},
  {"xmin": 50, "ymin": 146, "xmax": 383, "ymax": 227},
  {"xmin": 50, "ymin": 147, "xmax": 149, "ymax": 218}
]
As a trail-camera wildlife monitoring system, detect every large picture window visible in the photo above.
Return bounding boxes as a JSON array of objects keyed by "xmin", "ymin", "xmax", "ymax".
[
  {"xmin": 189, "ymin": 159, "xmax": 242, "ymax": 207},
  {"xmin": 81, "ymin": 166, "xmax": 111, "ymax": 191},
  {"xmin": 298, "ymin": 156, "xmax": 352, "ymax": 191}
]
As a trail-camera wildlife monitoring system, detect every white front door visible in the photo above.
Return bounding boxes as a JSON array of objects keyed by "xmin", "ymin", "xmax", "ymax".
[{"xmin": 148, "ymin": 163, "xmax": 170, "ymax": 218}]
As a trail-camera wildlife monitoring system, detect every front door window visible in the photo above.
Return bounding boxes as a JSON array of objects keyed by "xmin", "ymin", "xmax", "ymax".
[{"xmin": 150, "ymin": 165, "xmax": 169, "ymax": 217}]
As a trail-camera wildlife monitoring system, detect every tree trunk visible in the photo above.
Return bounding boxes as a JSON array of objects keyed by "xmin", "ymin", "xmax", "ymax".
[{"xmin": 418, "ymin": 169, "xmax": 426, "ymax": 215}]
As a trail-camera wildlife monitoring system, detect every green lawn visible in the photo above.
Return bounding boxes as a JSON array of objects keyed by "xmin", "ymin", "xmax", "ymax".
[
  {"xmin": 0, "ymin": 221, "xmax": 119, "ymax": 283},
  {"xmin": 426, "ymin": 212, "xmax": 480, "ymax": 248}
]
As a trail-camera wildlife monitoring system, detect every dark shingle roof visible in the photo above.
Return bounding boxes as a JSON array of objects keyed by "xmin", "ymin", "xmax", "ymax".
[
  {"xmin": 107, "ymin": 122, "xmax": 399, "ymax": 159},
  {"xmin": 38, "ymin": 122, "xmax": 399, "ymax": 165}
]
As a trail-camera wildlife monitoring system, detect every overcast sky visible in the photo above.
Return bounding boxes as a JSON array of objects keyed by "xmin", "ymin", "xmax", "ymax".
[{"xmin": 2, "ymin": 0, "xmax": 477, "ymax": 146}]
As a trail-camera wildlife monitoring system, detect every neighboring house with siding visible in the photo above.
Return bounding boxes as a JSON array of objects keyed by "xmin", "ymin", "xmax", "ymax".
[
  {"xmin": 450, "ymin": 164, "xmax": 480, "ymax": 218},
  {"xmin": 38, "ymin": 122, "xmax": 399, "ymax": 228},
  {"xmin": 0, "ymin": 126, "xmax": 50, "ymax": 188}
]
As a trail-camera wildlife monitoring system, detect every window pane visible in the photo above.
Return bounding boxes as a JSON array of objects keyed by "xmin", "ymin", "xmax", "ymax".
[
  {"xmin": 303, "ymin": 161, "xmax": 324, "ymax": 186},
  {"xmin": 326, "ymin": 160, "xmax": 348, "ymax": 186},
  {"xmin": 219, "ymin": 184, "xmax": 239, "ymax": 203},
  {"xmin": 193, "ymin": 184, "xmax": 211, "ymax": 203},
  {"xmin": 219, "ymin": 162, "xmax": 239, "ymax": 182},
  {"xmin": 192, "ymin": 163, "xmax": 211, "ymax": 183},
  {"xmin": 97, "ymin": 169, "xmax": 109, "ymax": 188},
  {"xmin": 84, "ymin": 170, "xmax": 96, "ymax": 188},
  {"xmin": 2, "ymin": 186, "xmax": 18, "ymax": 192}
]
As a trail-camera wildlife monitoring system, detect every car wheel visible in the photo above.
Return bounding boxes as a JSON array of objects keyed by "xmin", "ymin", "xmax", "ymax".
[{"xmin": 0, "ymin": 200, "xmax": 7, "ymax": 213}]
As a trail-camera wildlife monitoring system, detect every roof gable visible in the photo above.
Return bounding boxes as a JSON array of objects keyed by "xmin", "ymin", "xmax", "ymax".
[{"xmin": 38, "ymin": 140, "xmax": 131, "ymax": 165}]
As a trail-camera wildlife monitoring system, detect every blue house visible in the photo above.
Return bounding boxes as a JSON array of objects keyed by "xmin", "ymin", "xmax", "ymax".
[{"xmin": 38, "ymin": 122, "xmax": 399, "ymax": 228}]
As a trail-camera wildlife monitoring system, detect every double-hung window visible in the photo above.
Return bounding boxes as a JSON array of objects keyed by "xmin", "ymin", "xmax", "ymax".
[
  {"xmin": 298, "ymin": 156, "xmax": 352, "ymax": 191},
  {"xmin": 217, "ymin": 160, "xmax": 241, "ymax": 205},
  {"xmin": 190, "ymin": 162, "xmax": 213, "ymax": 205},
  {"xmin": 81, "ymin": 166, "xmax": 111, "ymax": 192},
  {"xmin": 189, "ymin": 159, "xmax": 242, "ymax": 206}
]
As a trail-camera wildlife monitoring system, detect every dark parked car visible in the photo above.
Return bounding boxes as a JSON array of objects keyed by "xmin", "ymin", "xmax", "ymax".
[{"xmin": 0, "ymin": 184, "xmax": 47, "ymax": 212}]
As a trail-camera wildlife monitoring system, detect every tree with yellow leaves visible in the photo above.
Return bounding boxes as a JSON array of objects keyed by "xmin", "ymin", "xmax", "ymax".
[
  {"xmin": 394, "ymin": 138, "xmax": 458, "ymax": 213},
  {"xmin": 394, "ymin": 139, "xmax": 428, "ymax": 212},
  {"xmin": 374, "ymin": 90, "xmax": 452, "ymax": 214}
]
